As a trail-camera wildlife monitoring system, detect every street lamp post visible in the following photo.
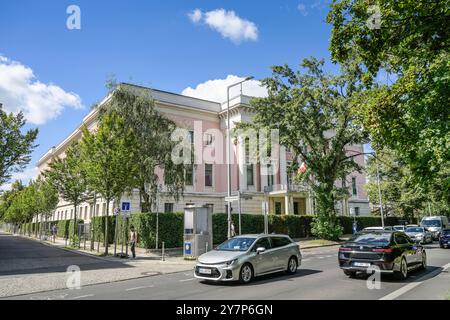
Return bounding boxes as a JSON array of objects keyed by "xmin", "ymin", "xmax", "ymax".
[
  {"xmin": 226, "ymin": 76, "xmax": 254, "ymax": 239},
  {"xmin": 375, "ymin": 155, "xmax": 385, "ymax": 228}
]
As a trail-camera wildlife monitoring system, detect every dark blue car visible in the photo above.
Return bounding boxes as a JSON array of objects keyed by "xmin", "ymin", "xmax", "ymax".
[{"xmin": 439, "ymin": 229, "xmax": 450, "ymax": 248}]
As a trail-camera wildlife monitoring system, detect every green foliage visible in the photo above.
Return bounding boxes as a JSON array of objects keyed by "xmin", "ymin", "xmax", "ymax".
[
  {"xmin": 44, "ymin": 143, "xmax": 89, "ymax": 237},
  {"xmin": 98, "ymin": 84, "xmax": 186, "ymax": 212},
  {"xmin": 239, "ymin": 57, "xmax": 368, "ymax": 240},
  {"xmin": 0, "ymin": 105, "xmax": 38, "ymax": 186},
  {"xmin": 80, "ymin": 112, "xmax": 138, "ymax": 254},
  {"xmin": 327, "ymin": 0, "xmax": 450, "ymax": 200},
  {"xmin": 311, "ymin": 215, "xmax": 343, "ymax": 241}
]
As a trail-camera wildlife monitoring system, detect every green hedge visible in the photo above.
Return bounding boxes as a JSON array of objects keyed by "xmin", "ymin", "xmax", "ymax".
[{"xmin": 72, "ymin": 213, "xmax": 401, "ymax": 249}]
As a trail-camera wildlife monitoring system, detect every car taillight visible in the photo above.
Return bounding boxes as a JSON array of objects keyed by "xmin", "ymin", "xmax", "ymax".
[
  {"xmin": 339, "ymin": 247, "xmax": 352, "ymax": 251},
  {"xmin": 372, "ymin": 248, "xmax": 393, "ymax": 253}
]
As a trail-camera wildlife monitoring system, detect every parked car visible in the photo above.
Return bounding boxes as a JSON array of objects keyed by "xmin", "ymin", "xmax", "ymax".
[
  {"xmin": 194, "ymin": 234, "xmax": 302, "ymax": 284},
  {"xmin": 405, "ymin": 227, "xmax": 433, "ymax": 244},
  {"xmin": 439, "ymin": 229, "xmax": 450, "ymax": 248},
  {"xmin": 338, "ymin": 231, "xmax": 427, "ymax": 280},
  {"xmin": 363, "ymin": 226, "xmax": 393, "ymax": 231},
  {"xmin": 420, "ymin": 216, "xmax": 449, "ymax": 240},
  {"xmin": 393, "ymin": 225, "xmax": 406, "ymax": 232}
]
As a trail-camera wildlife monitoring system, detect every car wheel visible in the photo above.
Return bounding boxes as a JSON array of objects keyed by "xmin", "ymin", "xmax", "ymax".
[
  {"xmin": 394, "ymin": 257, "xmax": 408, "ymax": 280},
  {"xmin": 239, "ymin": 263, "xmax": 254, "ymax": 284},
  {"xmin": 343, "ymin": 270, "xmax": 357, "ymax": 278},
  {"xmin": 286, "ymin": 256, "xmax": 298, "ymax": 274},
  {"xmin": 420, "ymin": 252, "xmax": 427, "ymax": 270}
]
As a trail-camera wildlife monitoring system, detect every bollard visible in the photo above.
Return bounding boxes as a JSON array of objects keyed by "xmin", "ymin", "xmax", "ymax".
[
  {"xmin": 206, "ymin": 242, "xmax": 208, "ymax": 253},
  {"xmin": 161, "ymin": 241, "xmax": 165, "ymax": 261}
]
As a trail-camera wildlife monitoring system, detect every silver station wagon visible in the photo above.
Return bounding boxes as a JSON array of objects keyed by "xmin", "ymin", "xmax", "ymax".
[{"xmin": 194, "ymin": 234, "xmax": 302, "ymax": 284}]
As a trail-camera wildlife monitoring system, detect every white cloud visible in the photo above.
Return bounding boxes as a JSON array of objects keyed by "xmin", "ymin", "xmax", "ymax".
[
  {"xmin": 0, "ymin": 167, "xmax": 39, "ymax": 191},
  {"xmin": 188, "ymin": 9, "xmax": 203, "ymax": 23},
  {"xmin": 188, "ymin": 9, "xmax": 258, "ymax": 44},
  {"xmin": 297, "ymin": 3, "xmax": 308, "ymax": 16},
  {"xmin": 182, "ymin": 75, "xmax": 267, "ymax": 103},
  {"xmin": 0, "ymin": 55, "xmax": 82, "ymax": 125}
]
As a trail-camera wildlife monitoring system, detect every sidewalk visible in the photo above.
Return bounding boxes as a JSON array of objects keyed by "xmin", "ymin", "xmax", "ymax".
[{"xmin": 0, "ymin": 233, "xmax": 195, "ymax": 298}]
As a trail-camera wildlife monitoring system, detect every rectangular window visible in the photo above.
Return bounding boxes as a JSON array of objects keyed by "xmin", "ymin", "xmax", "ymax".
[
  {"xmin": 205, "ymin": 164, "xmax": 213, "ymax": 187},
  {"xmin": 267, "ymin": 164, "xmax": 274, "ymax": 187},
  {"xmin": 352, "ymin": 177, "xmax": 357, "ymax": 196},
  {"xmin": 205, "ymin": 133, "xmax": 213, "ymax": 146},
  {"xmin": 164, "ymin": 203, "xmax": 174, "ymax": 213},
  {"xmin": 275, "ymin": 202, "xmax": 282, "ymax": 215},
  {"xmin": 185, "ymin": 165, "xmax": 194, "ymax": 186},
  {"xmin": 354, "ymin": 207, "xmax": 360, "ymax": 216},
  {"xmin": 247, "ymin": 164, "xmax": 254, "ymax": 186}
]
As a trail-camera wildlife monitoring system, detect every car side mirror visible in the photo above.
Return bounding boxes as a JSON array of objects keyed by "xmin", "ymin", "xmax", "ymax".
[{"xmin": 256, "ymin": 247, "xmax": 266, "ymax": 254}]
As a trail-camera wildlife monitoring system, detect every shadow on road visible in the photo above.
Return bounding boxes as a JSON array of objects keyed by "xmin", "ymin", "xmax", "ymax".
[
  {"xmin": 0, "ymin": 233, "xmax": 132, "ymax": 276},
  {"xmin": 200, "ymin": 268, "xmax": 323, "ymax": 287},
  {"xmin": 342, "ymin": 265, "xmax": 443, "ymax": 284}
]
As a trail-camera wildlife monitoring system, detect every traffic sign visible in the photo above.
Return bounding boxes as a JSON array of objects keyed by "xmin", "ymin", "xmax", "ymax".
[
  {"xmin": 225, "ymin": 196, "xmax": 239, "ymax": 202},
  {"xmin": 121, "ymin": 202, "xmax": 131, "ymax": 212},
  {"xmin": 113, "ymin": 208, "xmax": 120, "ymax": 216}
]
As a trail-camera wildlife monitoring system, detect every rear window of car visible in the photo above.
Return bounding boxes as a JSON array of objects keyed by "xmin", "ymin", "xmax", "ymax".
[
  {"xmin": 271, "ymin": 237, "xmax": 292, "ymax": 248},
  {"xmin": 406, "ymin": 227, "xmax": 424, "ymax": 233},
  {"xmin": 442, "ymin": 230, "xmax": 450, "ymax": 235},
  {"xmin": 350, "ymin": 233, "xmax": 391, "ymax": 246}
]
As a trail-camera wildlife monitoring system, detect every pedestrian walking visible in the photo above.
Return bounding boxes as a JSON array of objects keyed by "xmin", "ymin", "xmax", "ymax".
[
  {"xmin": 129, "ymin": 226, "xmax": 137, "ymax": 259},
  {"xmin": 352, "ymin": 220, "xmax": 358, "ymax": 234},
  {"xmin": 52, "ymin": 224, "xmax": 57, "ymax": 242},
  {"xmin": 230, "ymin": 220, "xmax": 236, "ymax": 237}
]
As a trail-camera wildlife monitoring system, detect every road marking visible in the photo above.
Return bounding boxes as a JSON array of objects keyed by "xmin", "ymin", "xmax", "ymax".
[
  {"xmin": 125, "ymin": 285, "xmax": 154, "ymax": 291},
  {"xmin": 180, "ymin": 278, "xmax": 195, "ymax": 282},
  {"xmin": 379, "ymin": 262, "xmax": 450, "ymax": 300},
  {"xmin": 71, "ymin": 294, "xmax": 94, "ymax": 300}
]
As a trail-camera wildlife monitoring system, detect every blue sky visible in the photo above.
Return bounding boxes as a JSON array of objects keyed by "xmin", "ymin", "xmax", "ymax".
[{"xmin": 0, "ymin": 0, "xmax": 340, "ymax": 187}]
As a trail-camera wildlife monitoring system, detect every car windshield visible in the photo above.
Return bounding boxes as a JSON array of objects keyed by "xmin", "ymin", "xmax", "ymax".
[
  {"xmin": 421, "ymin": 220, "xmax": 441, "ymax": 227},
  {"xmin": 216, "ymin": 237, "xmax": 256, "ymax": 252},
  {"xmin": 393, "ymin": 226, "xmax": 404, "ymax": 231},
  {"xmin": 406, "ymin": 227, "xmax": 424, "ymax": 233},
  {"xmin": 349, "ymin": 233, "xmax": 391, "ymax": 246},
  {"xmin": 443, "ymin": 230, "xmax": 450, "ymax": 236}
]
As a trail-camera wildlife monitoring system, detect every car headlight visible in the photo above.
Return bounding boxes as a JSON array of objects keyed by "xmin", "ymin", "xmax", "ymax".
[{"xmin": 226, "ymin": 259, "xmax": 237, "ymax": 266}]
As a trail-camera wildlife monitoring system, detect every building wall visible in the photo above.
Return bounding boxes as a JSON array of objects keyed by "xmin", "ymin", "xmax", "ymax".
[{"xmin": 37, "ymin": 85, "xmax": 371, "ymax": 222}]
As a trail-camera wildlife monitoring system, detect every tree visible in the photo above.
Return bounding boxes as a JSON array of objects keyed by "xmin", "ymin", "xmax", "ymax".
[
  {"xmin": 0, "ymin": 180, "xmax": 24, "ymax": 222},
  {"xmin": 243, "ymin": 58, "xmax": 368, "ymax": 240},
  {"xmin": 0, "ymin": 105, "xmax": 38, "ymax": 186},
  {"xmin": 365, "ymin": 149, "xmax": 427, "ymax": 223},
  {"xmin": 80, "ymin": 112, "xmax": 137, "ymax": 254},
  {"xmin": 44, "ymin": 142, "xmax": 88, "ymax": 244},
  {"xmin": 98, "ymin": 84, "xmax": 185, "ymax": 212},
  {"xmin": 34, "ymin": 176, "xmax": 59, "ymax": 238},
  {"xmin": 327, "ymin": 0, "xmax": 450, "ymax": 196}
]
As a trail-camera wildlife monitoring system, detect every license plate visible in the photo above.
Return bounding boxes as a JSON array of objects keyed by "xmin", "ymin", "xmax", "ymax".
[
  {"xmin": 354, "ymin": 262, "xmax": 371, "ymax": 267},
  {"xmin": 199, "ymin": 268, "xmax": 212, "ymax": 275}
]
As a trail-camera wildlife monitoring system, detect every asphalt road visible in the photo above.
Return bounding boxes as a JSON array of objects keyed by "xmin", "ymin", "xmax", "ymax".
[{"xmin": 2, "ymin": 233, "xmax": 450, "ymax": 300}]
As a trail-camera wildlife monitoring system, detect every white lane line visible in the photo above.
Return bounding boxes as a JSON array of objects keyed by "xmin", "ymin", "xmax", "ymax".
[
  {"xmin": 71, "ymin": 294, "xmax": 94, "ymax": 300},
  {"xmin": 379, "ymin": 262, "xmax": 450, "ymax": 300},
  {"xmin": 180, "ymin": 278, "xmax": 195, "ymax": 282},
  {"xmin": 125, "ymin": 285, "xmax": 154, "ymax": 291}
]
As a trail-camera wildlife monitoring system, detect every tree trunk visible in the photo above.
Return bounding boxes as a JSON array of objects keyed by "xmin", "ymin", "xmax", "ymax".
[
  {"xmin": 91, "ymin": 193, "xmax": 96, "ymax": 251},
  {"xmin": 104, "ymin": 200, "xmax": 109, "ymax": 255},
  {"xmin": 73, "ymin": 204, "xmax": 78, "ymax": 241}
]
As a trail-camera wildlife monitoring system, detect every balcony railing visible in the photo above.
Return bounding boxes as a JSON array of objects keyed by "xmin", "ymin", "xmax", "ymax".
[{"xmin": 264, "ymin": 183, "xmax": 308, "ymax": 193}]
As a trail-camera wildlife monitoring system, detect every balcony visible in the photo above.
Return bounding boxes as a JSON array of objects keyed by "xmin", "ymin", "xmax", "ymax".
[{"xmin": 264, "ymin": 183, "xmax": 308, "ymax": 194}]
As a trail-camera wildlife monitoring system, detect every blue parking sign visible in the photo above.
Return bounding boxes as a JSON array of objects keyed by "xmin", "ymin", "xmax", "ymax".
[
  {"xmin": 184, "ymin": 242, "xmax": 192, "ymax": 255},
  {"xmin": 121, "ymin": 202, "xmax": 131, "ymax": 212}
]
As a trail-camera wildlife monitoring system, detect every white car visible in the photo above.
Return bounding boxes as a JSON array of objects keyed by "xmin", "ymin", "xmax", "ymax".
[{"xmin": 363, "ymin": 226, "xmax": 393, "ymax": 231}]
